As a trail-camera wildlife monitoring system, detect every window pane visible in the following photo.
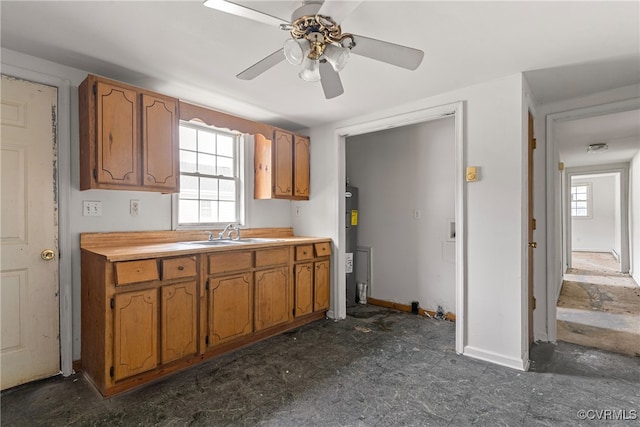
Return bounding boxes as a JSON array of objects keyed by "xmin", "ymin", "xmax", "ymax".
[
  {"xmin": 219, "ymin": 179, "xmax": 236, "ymax": 201},
  {"xmin": 217, "ymin": 134, "xmax": 234, "ymax": 157},
  {"xmin": 200, "ymin": 177, "xmax": 219, "ymax": 200},
  {"xmin": 179, "ymin": 199, "xmax": 199, "ymax": 223},
  {"xmin": 180, "ymin": 150, "xmax": 197, "ymax": 173},
  {"xmin": 198, "ymin": 153, "xmax": 217, "ymax": 175},
  {"xmin": 575, "ymin": 201, "xmax": 587, "ymax": 209},
  {"xmin": 180, "ymin": 175, "xmax": 199, "ymax": 200},
  {"xmin": 200, "ymin": 200, "xmax": 218, "ymax": 223},
  {"xmin": 576, "ymin": 208, "xmax": 587, "ymax": 216},
  {"xmin": 217, "ymin": 156, "xmax": 234, "ymax": 177},
  {"xmin": 199, "ymin": 130, "xmax": 216, "ymax": 155},
  {"xmin": 575, "ymin": 193, "xmax": 587, "ymax": 201},
  {"xmin": 219, "ymin": 201, "xmax": 235, "ymax": 222},
  {"xmin": 180, "ymin": 127, "xmax": 197, "ymax": 151}
]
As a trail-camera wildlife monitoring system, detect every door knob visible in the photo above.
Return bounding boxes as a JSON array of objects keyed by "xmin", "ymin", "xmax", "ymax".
[
  {"xmin": 528, "ymin": 242, "xmax": 537, "ymax": 249},
  {"xmin": 41, "ymin": 249, "xmax": 55, "ymax": 261}
]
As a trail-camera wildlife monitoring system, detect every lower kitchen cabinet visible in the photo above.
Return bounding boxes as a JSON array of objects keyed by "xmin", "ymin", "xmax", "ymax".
[
  {"xmin": 161, "ymin": 281, "xmax": 198, "ymax": 364},
  {"xmin": 293, "ymin": 243, "xmax": 331, "ymax": 317},
  {"xmin": 294, "ymin": 263, "xmax": 314, "ymax": 317},
  {"xmin": 208, "ymin": 273, "xmax": 253, "ymax": 345},
  {"xmin": 254, "ymin": 267, "xmax": 290, "ymax": 331},
  {"xmin": 81, "ymin": 237, "xmax": 330, "ymax": 396},
  {"xmin": 113, "ymin": 288, "xmax": 158, "ymax": 381}
]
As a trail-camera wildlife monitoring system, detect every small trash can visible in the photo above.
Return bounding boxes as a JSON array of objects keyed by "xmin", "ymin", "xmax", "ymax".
[{"xmin": 357, "ymin": 282, "xmax": 367, "ymax": 304}]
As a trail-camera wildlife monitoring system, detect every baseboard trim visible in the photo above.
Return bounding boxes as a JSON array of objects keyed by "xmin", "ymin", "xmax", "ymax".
[
  {"xmin": 463, "ymin": 345, "xmax": 527, "ymax": 371},
  {"xmin": 367, "ymin": 297, "xmax": 456, "ymax": 322}
]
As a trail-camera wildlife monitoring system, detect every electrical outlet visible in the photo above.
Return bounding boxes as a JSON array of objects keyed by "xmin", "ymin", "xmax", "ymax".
[
  {"xmin": 295, "ymin": 206, "xmax": 301, "ymax": 216},
  {"xmin": 83, "ymin": 201, "xmax": 102, "ymax": 217},
  {"xmin": 413, "ymin": 209, "xmax": 421, "ymax": 220},
  {"xmin": 130, "ymin": 200, "xmax": 140, "ymax": 216}
]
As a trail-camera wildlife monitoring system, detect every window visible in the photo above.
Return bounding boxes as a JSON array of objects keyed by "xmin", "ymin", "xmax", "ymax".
[
  {"xmin": 570, "ymin": 184, "xmax": 590, "ymax": 218},
  {"xmin": 176, "ymin": 122, "xmax": 242, "ymax": 226}
]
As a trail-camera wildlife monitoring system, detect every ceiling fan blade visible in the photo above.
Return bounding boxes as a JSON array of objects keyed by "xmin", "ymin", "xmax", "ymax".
[
  {"xmin": 317, "ymin": 1, "xmax": 363, "ymax": 24},
  {"xmin": 203, "ymin": 0, "xmax": 288, "ymax": 27},
  {"xmin": 350, "ymin": 34, "xmax": 424, "ymax": 70},
  {"xmin": 319, "ymin": 61, "xmax": 344, "ymax": 99},
  {"xmin": 236, "ymin": 49, "xmax": 285, "ymax": 80}
]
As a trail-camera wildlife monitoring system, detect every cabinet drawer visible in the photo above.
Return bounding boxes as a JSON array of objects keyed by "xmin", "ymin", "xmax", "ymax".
[
  {"xmin": 162, "ymin": 256, "xmax": 197, "ymax": 280},
  {"xmin": 209, "ymin": 251, "xmax": 253, "ymax": 275},
  {"xmin": 295, "ymin": 245, "xmax": 314, "ymax": 261},
  {"xmin": 314, "ymin": 242, "xmax": 331, "ymax": 257},
  {"xmin": 114, "ymin": 259, "xmax": 159, "ymax": 286},
  {"xmin": 255, "ymin": 247, "xmax": 289, "ymax": 268}
]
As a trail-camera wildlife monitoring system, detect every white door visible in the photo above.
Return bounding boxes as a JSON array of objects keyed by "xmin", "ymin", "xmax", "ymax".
[{"xmin": 1, "ymin": 75, "xmax": 60, "ymax": 389}]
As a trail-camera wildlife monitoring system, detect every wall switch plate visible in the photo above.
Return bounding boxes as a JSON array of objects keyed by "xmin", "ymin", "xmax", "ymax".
[
  {"xmin": 413, "ymin": 209, "xmax": 421, "ymax": 220},
  {"xmin": 130, "ymin": 200, "xmax": 140, "ymax": 216},
  {"xmin": 83, "ymin": 201, "xmax": 102, "ymax": 217},
  {"xmin": 466, "ymin": 166, "xmax": 478, "ymax": 182}
]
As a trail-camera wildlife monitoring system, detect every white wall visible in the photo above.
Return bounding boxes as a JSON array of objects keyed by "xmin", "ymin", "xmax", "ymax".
[
  {"xmin": 613, "ymin": 173, "xmax": 622, "ymax": 259},
  {"xmin": 631, "ymin": 151, "xmax": 640, "ymax": 284},
  {"xmin": 2, "ymin": 48, "xmax": 293, "ymax": 360},
  {"xmin": 345, "ymin": 118, "xmax": 456, "ymax": 313},
  {"xmin": 571, "ymin": 175, "xmax": 616, "ymax": 252},
  {"xmin": 294, "ymin": 74, "xmax": 530, "ymax": 370}
]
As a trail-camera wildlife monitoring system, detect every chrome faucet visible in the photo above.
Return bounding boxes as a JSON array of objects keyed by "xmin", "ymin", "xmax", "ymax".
[
  {"xmin": 219, "ymin": 224, "xmax": 240, "ymax": 240},
  {"xmin": 205, "ymin": 231, "xmax": 215, "ymax": 241}
]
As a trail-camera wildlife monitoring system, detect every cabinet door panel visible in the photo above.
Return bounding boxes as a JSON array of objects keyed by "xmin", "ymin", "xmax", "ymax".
[
  {"xmin": 293, "ymin": 136, "xmax": 309, "ymax": 199},
  {"xmin": 96, "ymin": 82, "xmax": 138, "ymax": 185},
  {"xmin": 161, "ymin": 281, "xmax": 197, "ymax": 364},
  {"xmin": 314, "ymin": 260, "xmax": 330, "ymax": 312},
  {"xmin": 113, "ymin": 289, "xmax": 158, "ymax": 381},
  {"xmin": 294, "ymin": 263, "xmax": 313, "ymax": 317},
  {"xmin": 142, "ymin": 94, "xmax": 178, "ymax": 190},
  {"xmin": 209, "ymin": 273, "xmax": 253, "ymax": 345},
  {"xmin": 254, "ymin": 267, "xmax": 290, "ymax": 331},
  {"xmin": 273, "ymin": 130, "xmax": 293, "ymax": 197}
]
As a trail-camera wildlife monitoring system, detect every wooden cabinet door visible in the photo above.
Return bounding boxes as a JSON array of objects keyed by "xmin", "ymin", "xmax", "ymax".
[
  {"xmin": 294, "ymin": 263, "xmax": 313, "ymax": 317},
  {"xmin": 254, "ymin": 267, "xmax": 290, "ymax": 331},
  {"xmin": 141, "ymin": 94, "xmax": 178, "ymax": 191},
  {"xmin": 209, "ymin": 273, "xmax": 253, "ymax": 345},
  {"xmin": 293, "ymin": 135, "xmax": 310, "ymax": 199},
  {"xmin": 113, "ymin": 288, "xmax": 158, "ymax": 381},
  {"xmin": 161, "ymin": 281, "xmax": 197, "ymax": 364},
  {"xmin": 273, "ymin": 130, "xmax": 293, "ymax": 197},
  {"xmin": 314, "ymin": 260, "xmax": 330, "ymax": 312},
  {"xmin": 95, "ymin": 81, "xmax": 139, "ymax": 186}
]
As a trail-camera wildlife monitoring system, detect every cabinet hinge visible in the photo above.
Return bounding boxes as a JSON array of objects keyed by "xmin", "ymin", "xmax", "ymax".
[
  {"xmin": 532, "ymin": 138, "xmax": 537, "ymax": 150},
  {"xmin": 532, "ymin": 218, "xmax": 537, "ymax": 230},
  {"xmin": 532, "ymin": 297, "xmax": 537, "ymax": 310},
  {"xmin": 93, "ymin": 168, "xmax": 98, "ymax": 180},
  {"xmin": 92, "ymin": 83, "xmax": 97, "ymax": 96},
  {"xmin": 110, "ymin": 298, "xmax": 115, "ymax": 309},
  {"xmin": 292, "ymin": 308, "xmax": 295, "ymax": 317},
  {"xmin": 109, "ymin": 366, "xmax": 114, "ymax": 378},
  {"xmin": 205, "ymin": 335, "xmax": 209, "ymax": 346},
  {"xmin": 205, "ymin": 280, "xmax": 209, "ymax": 291}
]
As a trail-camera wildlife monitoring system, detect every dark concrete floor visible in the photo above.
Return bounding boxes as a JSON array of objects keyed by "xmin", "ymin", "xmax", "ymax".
[{"xmin": 2, "ymin": 305, "xmax": 639, "ymax": 426}]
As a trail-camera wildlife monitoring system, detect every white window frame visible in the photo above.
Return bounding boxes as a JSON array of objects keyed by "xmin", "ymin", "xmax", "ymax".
[
  {"xmin": 172, "ymin": 121, "xmax": 247, "ymax": 230},
  {"xmin": 570, "ymin": 182, "xmax": 592, "ymax": 219}
]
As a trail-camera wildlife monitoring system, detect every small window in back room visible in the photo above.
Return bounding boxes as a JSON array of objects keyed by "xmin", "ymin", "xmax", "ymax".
[
  {"xmin": 571, "ymin": 183, "xmax": 591, "ymax": 218},
  {"xmin": 175, "ymin": 121, "xmax": 243, "ymax": 226}
]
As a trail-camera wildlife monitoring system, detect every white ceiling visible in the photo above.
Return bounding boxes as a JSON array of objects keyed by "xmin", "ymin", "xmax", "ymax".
[
  {"xmin": 555, "ymin": 109, "xmax": 640, "ymax": 168},
  {"xmin": 1, "ymin": 1, "xmax": 639, "ymax": 132}
]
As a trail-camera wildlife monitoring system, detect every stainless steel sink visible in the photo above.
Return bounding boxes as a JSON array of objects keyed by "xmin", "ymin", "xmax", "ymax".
[
  {"xmin": 232, "ymin": 238, "xmax": 285, "ymax": 243},
  {"xmin": 180, "ymin": 240, "xmax": 238, "ymax": 246}
]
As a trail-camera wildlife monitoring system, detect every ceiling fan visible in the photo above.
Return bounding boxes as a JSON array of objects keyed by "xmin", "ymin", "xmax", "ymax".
[{"xmin": 203, "ymin": 0, "xmax": 425, "ymax": 99}]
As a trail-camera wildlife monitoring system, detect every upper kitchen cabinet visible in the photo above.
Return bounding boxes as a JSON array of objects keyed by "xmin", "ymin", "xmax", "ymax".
[
  {"xmin": 79, "ymin": 74, "xmax": 179, "ymax": 192},
  {"xmin": 254, "ymin": 130, "xmax": 310, "ymax": 200}
]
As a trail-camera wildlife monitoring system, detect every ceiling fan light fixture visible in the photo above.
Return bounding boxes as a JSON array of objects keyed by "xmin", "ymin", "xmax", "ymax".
[
  {"xmin": 323, "ymin": 43, "xmax": 350, "ymax": 72},
  {"xmin": 587, "ymin": 143, "xmax": 608, "ymax": 153},
  {"xmin": 283, "ymin": 38, "xmax": 309, "ymax": 65},
  {"xmin": 298, "ymin": 57, "xmax": 321, "ymax": 82}
]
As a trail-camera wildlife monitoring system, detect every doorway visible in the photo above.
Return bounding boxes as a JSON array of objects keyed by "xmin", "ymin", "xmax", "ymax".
[
  {"xmin": 1, "ymin": 75, "xmax": 60, "ymax": 388},
  {"xmin": 335, "ymin": 102, "xmax": 465, "ymax": 353}
]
